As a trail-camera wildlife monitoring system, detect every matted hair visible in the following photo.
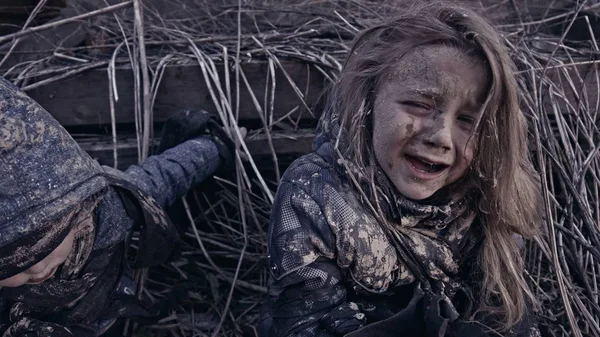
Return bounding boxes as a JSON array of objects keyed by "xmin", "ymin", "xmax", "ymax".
[{"xmin": 330, "ymin": 2, "xmax": 542, "ymax": 330}]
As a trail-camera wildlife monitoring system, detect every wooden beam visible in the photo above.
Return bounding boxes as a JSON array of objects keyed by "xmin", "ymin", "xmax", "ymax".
[
  {"xmin": 27, "ymin": 61, "xmax": 328, "ymax": 126},
  {"xmin": 76, "ymin": 130, "xmax": 315, "ymax": 169}
]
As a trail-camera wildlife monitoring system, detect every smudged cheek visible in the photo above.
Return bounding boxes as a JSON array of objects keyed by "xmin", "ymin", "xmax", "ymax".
[
  {"xmin": 386, "ymin": 121, "xmax": 415, "ymax": 169},
  {"xmin": 374, "ymin": 137, "xmax": 396, "ymax": 171},
  {"xmin": 373, "ymin": 127, "xmax": 392, "ymax": 166},
  {"xmin": 446, "ymin": 141, "xmax": 475, "ymax": 184},
  {"xmin": 461, "ymin": 138, "xmax": 476, "ymax": 168},
  {"xmin": 402, "ymin": 115, "xmax": 415, "ymax": 136},
  {"xmin": 373, "ymin": 105, "xmax": 414, "ymax": 169}
]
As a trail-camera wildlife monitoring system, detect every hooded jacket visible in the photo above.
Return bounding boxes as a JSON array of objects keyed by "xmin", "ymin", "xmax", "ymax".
[
  {"xmin": 0, "ymin": 77, "xmax": 221, "ymax": 336},
  {"xmin": 259, "ymin": 104, "xmax": 541, "ymax": 337}
]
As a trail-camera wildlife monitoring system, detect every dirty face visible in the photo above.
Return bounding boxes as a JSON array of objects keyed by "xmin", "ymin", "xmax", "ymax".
[
  {"xmin": 372, "ymin": 44, "xmax": 489, "ymax": 200},
  {"xmin": 0, "ymin": 230, "xmax": 76, "ymax": 288}
]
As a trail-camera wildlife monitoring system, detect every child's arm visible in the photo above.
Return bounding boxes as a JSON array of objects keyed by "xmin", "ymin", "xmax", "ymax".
[
  {"xmin": 124, "ymin": 137, "xmax": 221, "ymax": 208},
  {"xmin": 123, "ymin": 110, "xmax": 239, "ymax": 209},
  {"xmin": 262, "ymin": 181, "xmax": 366, "ymax": 337}
]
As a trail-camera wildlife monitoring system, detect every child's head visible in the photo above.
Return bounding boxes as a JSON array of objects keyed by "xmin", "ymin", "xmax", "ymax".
[
  {"xmin": 331, "ymin": 2, "xmax": 542, "ymax": 329},
  {"xmin": 0, "ymin": 228, "xmax": 77, "ymax": 288},
  {"xmin": 0, "ymin": 77, "xmax": 107, "ymax": 289},
  {"xmin": 371, "ymin": 43, "xmax": 488, "ymax": 200},
  {"xmin": 335, "ymin": 3, "xmax": 519, "ymax": 200},
  {"xmin": 0, "ymin": 196, "xmax": 99, "ymax": 288}
]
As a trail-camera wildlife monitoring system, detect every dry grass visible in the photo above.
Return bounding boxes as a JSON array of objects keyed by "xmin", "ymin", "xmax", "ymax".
[{"xmin": 1, "ymin": 0, "xmax": 600, "ymax": 336}]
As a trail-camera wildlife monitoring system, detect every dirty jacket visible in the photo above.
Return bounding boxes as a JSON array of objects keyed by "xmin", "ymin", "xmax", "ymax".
[
  {"xmin": 259, "ymin": 104, "xmax": 540, "ymax": 337},
  {"xmin": 0, "ymin": 77, "xmax": 220, "ymax": 336}
]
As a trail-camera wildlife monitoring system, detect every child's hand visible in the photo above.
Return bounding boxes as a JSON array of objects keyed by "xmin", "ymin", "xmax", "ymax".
[{"xmin": 157, "ymin": 109, "xmax": 213, "ymax": 154}]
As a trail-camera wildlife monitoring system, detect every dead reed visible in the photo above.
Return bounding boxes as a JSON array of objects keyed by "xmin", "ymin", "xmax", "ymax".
[{"xmin": 1, "ymin": 0, "xmax": 599, "ymax": 336}]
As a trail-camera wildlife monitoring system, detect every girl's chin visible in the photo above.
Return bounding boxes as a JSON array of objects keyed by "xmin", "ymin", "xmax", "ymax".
[
  {"xmin": 393, "ymin": 174, "xmax": 444, "ymax": 201},
  {"xmin": 395, "ymin": 182, "xmax": 439, "ymax": 201}
]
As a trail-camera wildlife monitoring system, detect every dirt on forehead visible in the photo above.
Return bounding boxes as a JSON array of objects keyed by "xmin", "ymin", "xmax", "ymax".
[{"xmin": 380, "ymin": 45, "xmax": 490, "ymax": 105}]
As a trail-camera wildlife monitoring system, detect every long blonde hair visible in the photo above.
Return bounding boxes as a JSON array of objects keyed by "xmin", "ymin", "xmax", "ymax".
[{"xmin": 330, "ymin": 2, "xmax": 542, "ymax": 330}]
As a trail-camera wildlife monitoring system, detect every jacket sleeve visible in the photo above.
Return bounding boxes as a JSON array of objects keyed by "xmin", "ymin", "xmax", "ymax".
[
  {"xmin": 123, "ymin": 137, "xmax": 221, "ymax": 209},
  {"xmin": 262, "ymin": 180, "xmax": 366, "ymax": 337}
]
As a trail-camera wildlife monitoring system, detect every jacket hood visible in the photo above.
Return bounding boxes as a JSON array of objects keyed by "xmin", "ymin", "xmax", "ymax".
[{"xmin": 0, "ymin": 77, "xmax": 108, "ymax": 279}]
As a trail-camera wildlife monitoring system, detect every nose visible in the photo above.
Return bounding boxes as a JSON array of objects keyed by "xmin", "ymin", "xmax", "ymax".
[
  {"xmin": 422, "ymin": 113, "xmax": 453, "ymax": 152},
  {"xmin": 26, "ymin": 260, "xmax": 48, "ymax": 274}
]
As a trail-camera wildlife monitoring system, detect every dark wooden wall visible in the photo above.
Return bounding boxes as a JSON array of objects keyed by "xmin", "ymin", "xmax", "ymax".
[{"xmin": 1, "ymin": 0, "xmax": 597, "ymax": 169}]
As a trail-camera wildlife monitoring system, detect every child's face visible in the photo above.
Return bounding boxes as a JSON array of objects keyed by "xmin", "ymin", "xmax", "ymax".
[
  {"xmin": 0, "ymin": 230, "xmax": 76, "ymax": 287},
  {"xmin": 372, "ymin": 44, "xmax": 488, "ymax": 200}
]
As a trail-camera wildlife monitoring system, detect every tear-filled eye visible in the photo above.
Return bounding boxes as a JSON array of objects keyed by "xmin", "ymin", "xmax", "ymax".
[
  {"xmin": 457, "ymin": 115, "xmax": 475, "ymax": 125},
  {"xmin": 401, "ymin": 101, "xmax": 431, "ymax": 110}
]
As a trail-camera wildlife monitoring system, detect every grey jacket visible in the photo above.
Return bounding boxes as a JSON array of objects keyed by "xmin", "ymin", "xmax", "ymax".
[{"xmin": 259, "ymin": 103, "xmax": 540, "ymax": 337}]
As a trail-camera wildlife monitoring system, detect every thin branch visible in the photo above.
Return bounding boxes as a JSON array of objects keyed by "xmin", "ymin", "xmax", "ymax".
[{"xmin": 0, "ymin": 1, "xmax": 133, "ymax": 45}]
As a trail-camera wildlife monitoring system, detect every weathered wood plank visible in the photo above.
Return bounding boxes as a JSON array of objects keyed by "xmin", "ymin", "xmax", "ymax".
[
  {"xmin": 27, "ymin": 61, "xmax": 327, "ymax": 126},
  {"xmin": 76, "ymin": 130, "xmax": 315, "ymax": 169}
]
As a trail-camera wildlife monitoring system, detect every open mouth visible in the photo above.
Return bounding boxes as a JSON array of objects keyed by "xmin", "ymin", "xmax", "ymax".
[{"xmin": 405, "ymin": 154, "xmax": 449, "ymax": 174}]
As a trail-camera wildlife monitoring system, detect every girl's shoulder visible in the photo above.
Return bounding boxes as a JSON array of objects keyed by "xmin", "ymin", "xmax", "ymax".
[
  {"xmin": 280, "ymin": 151, "xmax": 342, "ymax": 188},
  {"xmin": 270, "ymin": 153, "xmax": 400, "ymax": 293}
]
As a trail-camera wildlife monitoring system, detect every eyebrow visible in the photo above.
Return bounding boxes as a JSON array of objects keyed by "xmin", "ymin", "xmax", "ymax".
[{"xmin": 412, "ymin": 88, "xmax": 443, "ymax": 100}]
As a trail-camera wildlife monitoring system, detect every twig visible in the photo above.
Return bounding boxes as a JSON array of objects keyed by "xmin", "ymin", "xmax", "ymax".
[
  {"xmin": 0, "ymin": 1, "xmax": 133, "ymax": 45},
  {"xmin": 133, "ymin": 0, "xmax": 152, "ymax": 160},
  {"xmin": 21, "ymin": 61, "xmax": 108, "ymax": 91},
  {"xmin": 212, "ymin": 2, "xmax": 248, "ymax": 336}
]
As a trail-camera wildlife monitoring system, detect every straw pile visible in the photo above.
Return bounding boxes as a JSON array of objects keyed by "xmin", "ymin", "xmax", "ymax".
[{"xmin": 1, "ymin": 0, "xmax": 599, "ymax": 336}]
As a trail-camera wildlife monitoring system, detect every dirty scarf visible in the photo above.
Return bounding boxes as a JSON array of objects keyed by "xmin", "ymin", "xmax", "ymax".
[
  {"xmin": 346, "ymin": 159, "xmax": 477, "ymax": 293},
  {"xmin": 315, "ymin": 103, "xmax": 479, "ymax": 295}
]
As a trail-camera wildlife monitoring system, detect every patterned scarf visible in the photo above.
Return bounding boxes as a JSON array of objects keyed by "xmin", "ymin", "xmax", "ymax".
[
  {"xmin": 338, "ymin": 158, "xmax": 478, "ymax": 293},
  {"xmin": 374, "ymin": 169, "xmax": 478, "ymax": 289}
]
